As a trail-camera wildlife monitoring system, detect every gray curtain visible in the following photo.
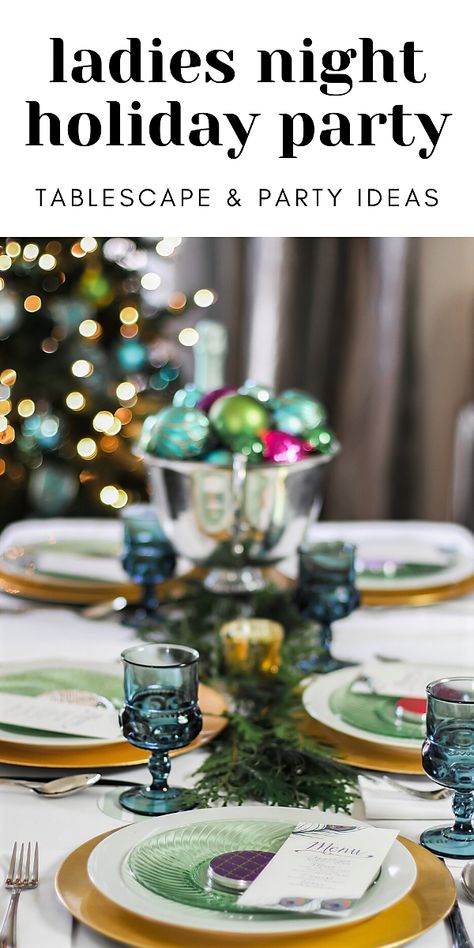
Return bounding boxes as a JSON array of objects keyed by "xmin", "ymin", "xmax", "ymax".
[{"xmin": 176, "ymin": 237, "xmax": 474, "ymax": 523}]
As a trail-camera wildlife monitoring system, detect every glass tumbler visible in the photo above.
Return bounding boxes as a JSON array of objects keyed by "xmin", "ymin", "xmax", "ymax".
[
  {"xmin": 421, "ymin": 677, "xmax": 474, "ymax": 858},
  {"xmin": 119, "ymin": 643, "xmax": 202, "ymax": 815}
]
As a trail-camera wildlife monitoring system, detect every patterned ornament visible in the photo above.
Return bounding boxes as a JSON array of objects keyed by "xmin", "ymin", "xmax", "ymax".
[
  {"xmin": 197, "ymin": 386, "xmax": 236, "ymax": 413},
  {"xmin": 304, "ymin": 426, "xmax": 337, "ymax": 455},
  {"xmin": 138, "ymin": 414, "xmax": 160, "ymax": 453},
  {"xmin": 173, "ymin": 384, "xmax": 203, "ymax": 409},
  {"xmin": 148, "ymin": 406, "xmax": 211, "ymax": 459},
  {"xmin": 272, "ymin": 389, "xmax": 327, "ymax": 438},
  {"xmin": 238, "ymin": 379, "xmax": 273, "ymax": 405},
  {"xmin": 262, "ymin": 430, "xmax": 307, "ymax": 464},
  {"xmin": 209, "ymin": 394, "xmax": 269, "ymax": 450}
]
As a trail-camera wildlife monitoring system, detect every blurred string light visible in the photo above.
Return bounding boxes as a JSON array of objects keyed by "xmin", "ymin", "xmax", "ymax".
[
  {"xmin": 178, "ymin": 327, "xmax": 199, "ymax": 347},
  {"xmin": 18, "ymin": 399, "xmax": 35, "ymax": 418},
  {"xmin": 23, "ymin": 244, "xmax": 39, "ymax": 261},
  {"xmin": 100, "ymin": 484, "xmax": 128, "ymax": 508},
  {"xmin": 80, "ymin": 237, "xmax": 98, "ymax": 254},
  {"xmin": 24, "ymin": 295, "xmax": 42, "ymax": 313},
  {"xmin": 38, "ymin": 254, "xmax": 56, "ymax": 271},
  {"xmin": 77, "ymin": 437, "xmax": 97, "ymax": 460},
  {"xmin": 194, "ymin": 288, "xmax": 216, "ymax": 308},
  {"xmin": 6, "ymin": 242, "xmax": 21, "ymax": 258},
  {"xmin": 66, "ymin": 391, "xmax": 86, "ymax": 411},
  {"xmin": 71, "ymin": 359, "xmax": 93, "ymax": 378},
  {"xmin": 0, "ymin": 369, "xmax": 16, "ymax": 387},
  {"xmin": 0, "ymin": 255, "xmax": 12, "ymax": 271},
  {"xmin": 79, "ymin": 319, "xmax": 101, "ymax": 340},
  {"xmin": 116, "ymin": 381, "xmax": 136, "ymax": 402}
]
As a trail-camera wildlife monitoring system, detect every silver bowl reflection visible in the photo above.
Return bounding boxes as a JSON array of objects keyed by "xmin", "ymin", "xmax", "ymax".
[{"xmin": 144, "ymin": 449, "xmax": 337, "ymax": 594}]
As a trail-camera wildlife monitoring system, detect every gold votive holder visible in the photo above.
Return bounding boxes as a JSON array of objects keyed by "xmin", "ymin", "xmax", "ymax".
[{"xmin": 219, "ymin": 619, "xmax": 284, "ymax": 675}]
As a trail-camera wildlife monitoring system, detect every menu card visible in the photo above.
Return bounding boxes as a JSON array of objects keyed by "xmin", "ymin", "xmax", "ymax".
[
  {"xmin": 237, "ymin": 822, "xmax": 398, "ymax": 915},
  {"xmin": 0, "ymin": 693, "xmax": 121, "ymax": 739},
  {"xmin": 351, "ymin": 662, "xmax": 468, "ymax": 698}
]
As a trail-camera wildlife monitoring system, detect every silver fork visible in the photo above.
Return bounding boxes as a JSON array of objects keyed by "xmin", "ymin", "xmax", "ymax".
[
  {"xmin": 0, "ymin": 842, "xmax": 39, "ymax": 948},
  {"xmin": 363, "ymin": 773, "xmax": 451, "ymax": 800}
]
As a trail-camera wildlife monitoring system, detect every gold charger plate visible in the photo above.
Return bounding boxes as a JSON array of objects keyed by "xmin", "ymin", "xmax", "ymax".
[
  {"xmin": 2, "ymin": 559, "xmax": 473, "ymax": 607},
  {"xmin": 0, "ymin": 683, "xmax": 227, "ymax": 769},
  {"xmin": 55, "ymin": 829, "xmax": 455, "ymax": 948},
  {"xmin": 302, "ymin": 714, "xmax": 424, "ymax": 775}
]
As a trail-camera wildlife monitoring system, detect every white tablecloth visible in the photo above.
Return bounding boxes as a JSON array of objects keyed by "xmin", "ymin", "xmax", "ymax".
[{"xmin": 1, "ymin": 589, "xmax": 474, "ymax": 946}]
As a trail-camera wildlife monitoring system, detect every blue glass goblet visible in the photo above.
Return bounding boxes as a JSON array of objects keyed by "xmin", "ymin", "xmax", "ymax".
[
  {"xmin": 421, "ymin": 677, "xmax": 474, "ymax": 858},
  {"xmin": 121, "ymin": 504, "xmax": 176, "ymax": 634},
  {"xmin": 119, "ymin": 643, "xmax": 202, "ymax": 815},
  {"xmin": 296, "ymin": 541, "xmax": 360, "ymax": 674}
]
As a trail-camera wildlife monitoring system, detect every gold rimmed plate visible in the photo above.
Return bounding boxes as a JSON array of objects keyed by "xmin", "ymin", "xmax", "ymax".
[
  {"xmin": 301, "ymin": 715, "xmax": 424, "ymax": 774},
  {"xmin": 0, "ymin": 683, "xmax": 227, "ymax": 768},
  {"xmin": 55, "ymin": 828, "xmax": 455, "ymax": 948}
]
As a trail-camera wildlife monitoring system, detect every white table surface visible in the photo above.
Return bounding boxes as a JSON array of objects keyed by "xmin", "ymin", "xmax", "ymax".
[{"xmin": 0, "ymin": 590, "xmax": 473, "ymax": 947}]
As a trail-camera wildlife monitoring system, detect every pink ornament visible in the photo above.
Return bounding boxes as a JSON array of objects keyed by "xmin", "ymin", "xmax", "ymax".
[
  {"xmin": 197, "ymin": 386, "xmax": 236, "ymax": 413},
  {"xmin": 263, "ymin": 430, "xmax": 307, "ymax": 464}
]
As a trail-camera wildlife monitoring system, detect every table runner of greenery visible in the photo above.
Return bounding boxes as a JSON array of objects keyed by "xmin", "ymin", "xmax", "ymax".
[{"xmin": 145, "ymin": 586, "xmax": 358, "ymax": 813}]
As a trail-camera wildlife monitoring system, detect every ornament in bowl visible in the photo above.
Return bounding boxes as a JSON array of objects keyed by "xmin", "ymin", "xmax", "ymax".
[{"xmin": 139, "ymin": 385, "xmax": 339, "ymax": 594}]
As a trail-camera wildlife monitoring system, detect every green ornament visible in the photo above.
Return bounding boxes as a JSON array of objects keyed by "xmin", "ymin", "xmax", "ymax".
[
  {"xmin": 148, "ymin": 406, "xmax": 211, "ymax": 459},
  {"xmin": 231, "ymin": 435, "xmax": 265, "ymax": 463},
  {"xmin": 209, "ymin": 394, "xmax": 269, "ymax": 450},
  {"xmin": 138, "ymin": 414, "xmax": 159, "ymax": 453},
  {"xmin": 304, "ymin": 425, "xmax": 338, "ymax": 455},
  {"xmin": 173, "ymin": 384, "xmax": 203, "ymax": 409},
  {"xmin": 272, "ymin": 389, "xmax": 327, "ymax": 438}
]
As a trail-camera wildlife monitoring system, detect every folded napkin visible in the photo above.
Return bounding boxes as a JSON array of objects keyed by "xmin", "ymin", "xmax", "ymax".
[
  {"xmin": 359, "ymin": 775, "xmax": 454, "ymax": 820},
  {"xmin": 0, "ymin": 850, "xmax": 72, "ymax": 948}
]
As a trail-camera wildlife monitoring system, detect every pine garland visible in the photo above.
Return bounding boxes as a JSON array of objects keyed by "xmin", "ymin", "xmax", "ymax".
[{"xmin": 147, "ymin": 586, "xmax": 358, "ymax": 812}]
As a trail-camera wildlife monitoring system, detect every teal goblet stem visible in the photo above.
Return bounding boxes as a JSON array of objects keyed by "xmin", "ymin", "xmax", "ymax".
[
  {"xmin": 149, "ymin": 750, "xmax": 171, "ymax": 795},
  {"xmin": 452, "ymin": 791, "xmax": 474, "ymax": 837}
]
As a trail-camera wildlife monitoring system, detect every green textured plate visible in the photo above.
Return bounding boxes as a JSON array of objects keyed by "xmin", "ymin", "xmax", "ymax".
[
  {"xmin": 0, "ymin": 660, "xmax": 123, "ymax": 747},
  {"xmin": 128, "ymin": 819, "xmax": 292, "ymax": 914},
  {"xmin": 329, "ymin": 685, "xmax": 424, "ymax": 742}
]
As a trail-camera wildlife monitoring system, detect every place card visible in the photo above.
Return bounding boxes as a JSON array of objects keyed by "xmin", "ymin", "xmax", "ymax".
[
  {"xmin": 351, "ymin": 662, "xmax": 468, "ymax": 699},
  {"xmin": 0, "ymin": 693, "xmax": 122, "ymax": 739},
  {"xmin": 237, "ymin": 821, "xmax": 398, "ymax": 915}
]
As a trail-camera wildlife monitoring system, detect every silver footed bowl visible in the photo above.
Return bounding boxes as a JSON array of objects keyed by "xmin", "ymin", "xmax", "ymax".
[{"xmin": 144, "ymin": 448, "xmax": 338, "ymax": 594}]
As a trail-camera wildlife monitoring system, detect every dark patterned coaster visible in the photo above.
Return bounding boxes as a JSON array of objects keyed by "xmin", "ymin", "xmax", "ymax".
[{"xmin": 207, "ymin": 850, "xmax": 274, "ymax": 892}]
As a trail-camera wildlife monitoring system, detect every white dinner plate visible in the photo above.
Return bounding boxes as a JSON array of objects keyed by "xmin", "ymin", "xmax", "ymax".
[
  {"xmin": 0, "ymin": 659, "xmax": 124, "ymax": 748},
  {"xmin": 295, "ymin": 520, "xmax": 474, "ymax": 591},
  {"xmin": 302, "ymin": 663, "xmax": 472, "ymax": 752},
  {"xmin": 87, "ymin": 805, "xmax": 417, "ymax": 937}
]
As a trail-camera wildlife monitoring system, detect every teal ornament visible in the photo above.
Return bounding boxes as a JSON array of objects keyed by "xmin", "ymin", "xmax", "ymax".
[
  {"xmin": 304, "ymin": 425, "xmax": 338, "ymax": 455},
  {"xmin": 238, "ymin": 379, "xmax": 273, "ymax": 405},
  {"xmin": 148, "ymin": 406, "xmax": 211, "ymax": 459},
  {"xmin": 204, "ymin": 449, "xmax": 234, "ymax": 465},
  {"xmin": 138, "ymin": 414, "xmax": 160, "ymax": 453},
  {"xmin": 28, "ymin": 463, "xmax": 78, "ymax": 515},
  {"xmin": 272, "ymin": 389, "xmax": 327, "ymax": 438},
  {"xmin": 173, "ymin": 384, "xmax": 203, "ymax": 409},
  {"xmin": 116, "ymin": 338, "xmax": 148, "ymax": 372}
]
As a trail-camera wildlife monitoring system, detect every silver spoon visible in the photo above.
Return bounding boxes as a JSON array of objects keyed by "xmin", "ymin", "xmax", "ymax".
[
  {"xmin": 0, "ymin": 773, "xmax": 101, "ymax": 797},
  {"xmin": 461, "ymin": 861, "xmax": 474, "ymax": 902}
]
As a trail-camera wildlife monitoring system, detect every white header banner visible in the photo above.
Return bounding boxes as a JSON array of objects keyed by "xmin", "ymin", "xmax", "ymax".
[{"xmin": 1, "ymin": 0, "xmax": 472, "ymax": 235}]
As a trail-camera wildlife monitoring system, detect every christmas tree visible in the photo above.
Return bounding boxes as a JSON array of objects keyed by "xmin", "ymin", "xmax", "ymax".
[{"xmin": 0, "ymin": 237, "xmax": 215, "ymax": 525}]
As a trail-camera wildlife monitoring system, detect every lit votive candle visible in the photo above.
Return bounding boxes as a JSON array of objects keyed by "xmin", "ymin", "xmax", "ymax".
[{"xmin": 219, "ymin": 619, "xmax": 284, "ymax": 675}]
